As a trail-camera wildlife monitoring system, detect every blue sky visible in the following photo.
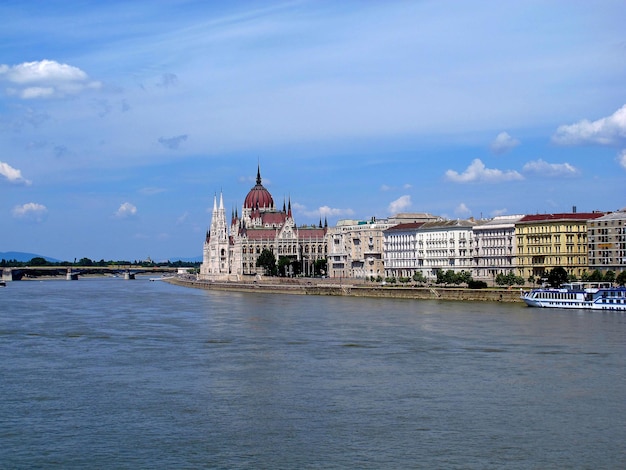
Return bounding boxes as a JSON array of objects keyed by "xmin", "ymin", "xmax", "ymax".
[{"xmin": 1, "ymin": 0, "xmax": 625, "ymax": 261}]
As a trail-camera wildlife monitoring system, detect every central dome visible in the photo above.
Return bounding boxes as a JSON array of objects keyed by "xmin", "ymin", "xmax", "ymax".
[{"xmin": 244, "ymin": 166, "xmax": 274, "ymax": 209}]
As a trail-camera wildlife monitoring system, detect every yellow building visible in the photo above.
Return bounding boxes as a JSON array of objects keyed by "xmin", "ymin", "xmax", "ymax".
[{"xmin": 515, "ymin": 212, "xmax": 604, "ymax": 280}]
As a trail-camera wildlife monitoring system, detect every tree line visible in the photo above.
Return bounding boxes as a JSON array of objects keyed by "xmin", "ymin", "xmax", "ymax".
[{"xmin": 0, "ymin": 257, "xmax": 201, "ymax": 268}]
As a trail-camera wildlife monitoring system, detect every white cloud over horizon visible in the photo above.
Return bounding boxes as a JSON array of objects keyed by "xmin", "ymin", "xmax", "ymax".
[
  {"xmin": 293, "ymin": 202, "xmax": 354, "ymax": 219},
  {"xmin": 388, "ymin": 195, "xmax": 412, "ymax": 214},
  {"xmin": 0, "ymin": 60, "xmax": 101, "ymax": 99},
  {"xmin": 522, "ymin": 159, "xmax": 580, "ymax": 177},
  {"xmin": 445, "ymin": 159, "xmax": 523, "ymax": 183},
  {"xmin": 115, "ymin": 202, "xmax": 138, "ymax": 218},
  {"xmin": 455, "ymin": 203, "xmax": 471, "ymax": 217},
  {"xmin": 0, "ymin": 161, "xmax": 31, "ymax": 185},
  {"xmin": 12, "ymin": 202, "xmax": 48, "ymax": 222},
  {"xmin": 490, "ymin": 132, "xmax": 520, "ymax": 155},
  {"xmin": 552, "ymin": 104, "xmax": 626, "ymax": 146}
]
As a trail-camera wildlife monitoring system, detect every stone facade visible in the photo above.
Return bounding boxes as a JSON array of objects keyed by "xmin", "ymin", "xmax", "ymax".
[
  {"xmin": 588, "ymin": 209, "xmax": 626, "ymax": 273},
  {"xmin": 200, "ymin": 166, "xmax": 327, "ymax": 280},
  {"xmin": 472, "ymin": 215, "xmax": 523, "ymax": 282},
  {"xmin": 327, "ymin": 218, "xmax": 394, "ymax": 279},
  {"xmin": 515, "ymin": 212, "xmax": 604, "ymax": 280},
  {"xmin": 384, "ymin": 219, "xmax": 476, "ymax": 280}
]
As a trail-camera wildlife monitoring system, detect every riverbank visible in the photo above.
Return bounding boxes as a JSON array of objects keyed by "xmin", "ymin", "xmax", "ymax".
[{"xmin": 166, "ymin": 276, "xmax": 523, "ymax": 303}]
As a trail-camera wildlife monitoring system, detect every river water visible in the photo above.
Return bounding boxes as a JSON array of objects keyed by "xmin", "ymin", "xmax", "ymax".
[{"xmin": 1, "ymin": 277, "xmax": 624, "ymax": 469}]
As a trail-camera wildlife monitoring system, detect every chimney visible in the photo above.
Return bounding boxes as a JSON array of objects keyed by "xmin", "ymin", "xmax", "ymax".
[{"xmin": 572, "ymin": 205, "xmax": 577, "ymax": 214}]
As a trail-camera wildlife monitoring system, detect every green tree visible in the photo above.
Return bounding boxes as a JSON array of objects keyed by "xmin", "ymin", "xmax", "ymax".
[
  {"xmin": 412, "ymin": 271, "xmax": 426, "ymax": 283},
  {"xmin": 616, "ymin": 271, "xmax": 626, "ymax": 286},
  {"xmin": 457, "ymin": 270, "xmax": 472, "ymax": 285},
  {"xmin": 588, "ymin": 269, "xmax": 604, "ymax": 281},
  {"xmin": 313, "ymin": 258, "xmax": 327, "ymax": 276},
  {"xmin": 604, "ymin": 270, "xmax": 616, "ymax": 283},
  {"xmin": 278, "ymin": 256, "xmax": 291, "ymax": 277},
  {"xmin": 256, "ymin": 249, "xmax": 277, "ymax": 276},
  {"xmin": 547, "ymin": 266, "xmax": 568, "ymax": 288},
  {"xmin": 29, "ymin": 257, "xmax": 48, "ymax": 266}
]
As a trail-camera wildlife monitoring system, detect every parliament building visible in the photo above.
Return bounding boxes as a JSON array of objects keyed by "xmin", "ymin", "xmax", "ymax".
[{"xmin": 200, "ymin": 166, "xmax": 328, "ymax": 280}]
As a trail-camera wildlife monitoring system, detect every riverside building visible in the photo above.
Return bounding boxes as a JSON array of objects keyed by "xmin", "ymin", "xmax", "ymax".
[
  {"xmin": 384, "ymin": 219, "xmax": 476, "ymax": 280},
  {"xmin": 472, "ymin": 215, "xmax": 524, "ymax": 284},
  {"xmin": 326, "ymin": 218, "xmax": 395, "ymax": 279},
  {"xmin": 200, "ymin": 166, "xmax": 328, "ymax": 280},
  {"xmin": 587, "ymin": 208, "xmax": 626, "ymax": 274},
  {"xmin": 515, "ymin": 211, "xmax": 604, "ymax": 281},
  {"xmin": 326, "ymin": 213, "xmax": 440, "ymax": 279}
]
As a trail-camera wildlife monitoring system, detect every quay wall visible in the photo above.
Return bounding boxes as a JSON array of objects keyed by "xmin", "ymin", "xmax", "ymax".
[{"xmin": 167, "ymin": 278, "xmax": 523, "ymax": 303}]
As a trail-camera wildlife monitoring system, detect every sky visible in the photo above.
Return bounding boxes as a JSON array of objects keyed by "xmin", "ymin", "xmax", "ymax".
[{"xmin": 1, "ymin": 0, "xmax": 625, "ymax": 261}]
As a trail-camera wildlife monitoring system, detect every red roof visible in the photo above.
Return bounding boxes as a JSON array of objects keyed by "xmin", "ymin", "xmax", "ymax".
[
  {"xmin": 518, "ymin": 212, "xmax": 604, "ymax": 223},
  {"xmin": 385, "ymin": 222, "xmax": 425, "ymax": 232},
  {"xmin": 241, "ymin": 229, "xmax": 278, "ymax": 240},
  {"xmin": 243, "ymin": 166, "xmax": 274, "ymax": 209},
  {"xmin": 298, "ymin": 228, "xmax": 326, "ymax": 239}
]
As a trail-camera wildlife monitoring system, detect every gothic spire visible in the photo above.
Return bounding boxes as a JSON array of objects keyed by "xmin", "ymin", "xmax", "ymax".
[{"xmin": 256, "ymin": 163, "xmax": 262, "ymax": 185}]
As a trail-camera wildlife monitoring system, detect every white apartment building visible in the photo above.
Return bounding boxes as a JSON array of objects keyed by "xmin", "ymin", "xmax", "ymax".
[
  {"xmin": 472, "ymin": 215, "xmax": 523, "ymax": 282},
  {"xmin": 384, "ymin": 219, "xmax": 476, "ymax": 280}
]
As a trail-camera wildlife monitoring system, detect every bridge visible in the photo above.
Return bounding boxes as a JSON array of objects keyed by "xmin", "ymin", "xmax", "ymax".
[{"xmin": 1, "ymin": 266, "xmax": 180, "ymax": 281}]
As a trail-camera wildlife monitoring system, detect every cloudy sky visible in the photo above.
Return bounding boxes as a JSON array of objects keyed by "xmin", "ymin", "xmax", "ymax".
[{"xmin": 1, "ymin": 0, "xmax": 625, "ymax": 261}]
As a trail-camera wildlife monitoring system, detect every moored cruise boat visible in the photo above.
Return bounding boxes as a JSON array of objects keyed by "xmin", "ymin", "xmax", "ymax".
[{"xmin": 521, "ymin": 282, "xmax": 626, "ymax": 311}]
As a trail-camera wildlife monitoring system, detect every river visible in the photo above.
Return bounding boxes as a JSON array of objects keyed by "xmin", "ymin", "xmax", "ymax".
[{"xmin": 1, "ymin": 277, "xmax": 624, "ymax": 469}]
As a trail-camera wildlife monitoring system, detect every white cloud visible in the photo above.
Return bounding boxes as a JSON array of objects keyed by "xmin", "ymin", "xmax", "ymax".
[
  {"xmin": 522, "ymin": 159, "xmax": 580, "ymax": 177},
  {"xmin": 455, "ymin": 203, "xmax": 471, "ymax": 217},
  {"xmin": 0, "ymin": 60, "xmax": 101, "ymax": 99},
  {"xmin": 12, "ymin": 202, "xmax": 48, "ymax": 222},
  {"xmin": 293, "ymin": 202, "xmax": 354, "ymax": 218},
  {"xmin": 115, "ymin": 202, "xmax": 137, "ymax": 218},
  {"xmin": 492, "ymin": 208, "xmax": 508, "ymax": 216},
  {"xmin": 0, "ymin": 161, "xmax": 31, "ymax": 185},
  {"xmin": 381, "ymin": 183, "xmax": 412, "ymax": 192},
  {"xmin": 617, "ymin": 150, "xmax": 626, "ymax": 170},
  {"xmin": 490, "ymin": 131, "xmax": 520, "ymax": 155},
  {"xmin": 388, "ymin": 195, "xmax": 411, "ymax": 214},
  {"xmin": 552, "ymin": 104, "xmax": 626, "ymax": 146},
  {"xmin": 445, "ymin": 159, "xmax": 523, "ymax": 183}
]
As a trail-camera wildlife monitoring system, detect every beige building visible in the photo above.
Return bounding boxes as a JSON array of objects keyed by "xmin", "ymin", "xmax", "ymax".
[
  {"xmin": 327, "ymin": 217, "xmax": 394, "ymax": 279},
  {"xmin": 588, "ymin": 209, "xmax": 626, "ymax": 274},
  {"xmin": 515, "ymin": 212, "xmax": 604, "ymax": 280}
]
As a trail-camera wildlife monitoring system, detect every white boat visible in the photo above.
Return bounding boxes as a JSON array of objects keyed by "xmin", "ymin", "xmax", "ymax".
[{"xmin": 521, "ymin": 282, "xmax": 626, "ymax": 311}]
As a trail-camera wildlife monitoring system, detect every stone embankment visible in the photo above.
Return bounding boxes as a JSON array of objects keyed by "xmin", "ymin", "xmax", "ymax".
[{"xmin": 167, "ymin": 277, "xmax": 523, "ymax": 303}]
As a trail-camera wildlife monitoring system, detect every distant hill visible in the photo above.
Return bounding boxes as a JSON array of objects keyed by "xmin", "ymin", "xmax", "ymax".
[{"xmin": 0, "ymin": 251, "xmax": 60, "ymax": 263}]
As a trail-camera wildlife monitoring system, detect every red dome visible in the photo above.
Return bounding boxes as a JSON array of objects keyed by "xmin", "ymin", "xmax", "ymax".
[{"xmin": 244, "ymin": 166, "xmax": 274, "ymax": 209}]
